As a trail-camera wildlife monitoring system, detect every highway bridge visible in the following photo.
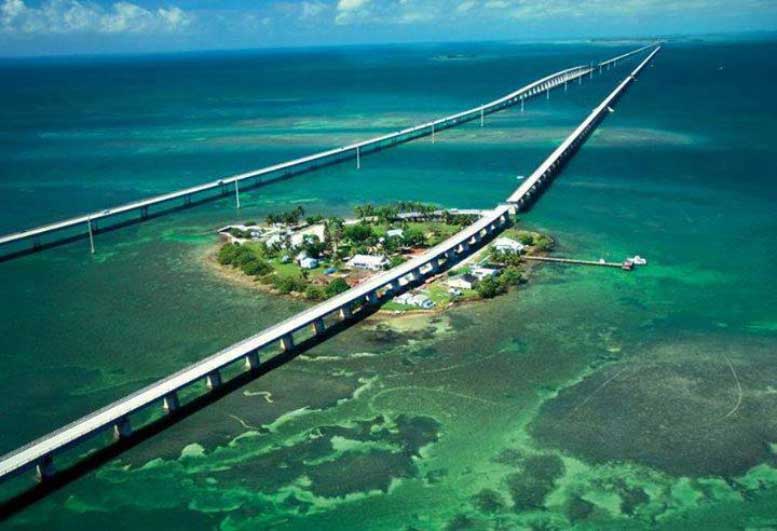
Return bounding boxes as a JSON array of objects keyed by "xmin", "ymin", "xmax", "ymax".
[
  {"xmin": 0, "ymin": 44, "xmax": 655, "ymax": 261},
  {"xmin": 0, "ymin": 45, "xmax": 660, "ymax": 514}
]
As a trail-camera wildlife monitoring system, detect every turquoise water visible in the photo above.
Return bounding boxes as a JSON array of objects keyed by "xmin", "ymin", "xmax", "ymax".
[{"xmin": 1, "ymin": 39, "xmax": 777, "ymax": 529}]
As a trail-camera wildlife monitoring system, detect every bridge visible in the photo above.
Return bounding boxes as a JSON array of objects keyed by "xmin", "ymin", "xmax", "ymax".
[
  {"xmin": 0, "ymin": 44, "xmax": 655, "ymax": 261},
  {"xmin": 0, "ymin": 45, "xmax": 660, "ymax": 514},
  {"xmin": 508, "ymin": 47, "xmax": 661, "ymax": 208}
]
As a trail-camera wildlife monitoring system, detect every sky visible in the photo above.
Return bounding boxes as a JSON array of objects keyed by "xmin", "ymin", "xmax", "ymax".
[{"xmin": 1, "ymin": 0, "xmax": 776, "ymax": 56}]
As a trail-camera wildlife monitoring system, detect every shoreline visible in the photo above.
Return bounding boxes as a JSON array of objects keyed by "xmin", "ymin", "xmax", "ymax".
[{"xmin": 201, "ymin": 239, "xmax": 545, "ymax": 320}]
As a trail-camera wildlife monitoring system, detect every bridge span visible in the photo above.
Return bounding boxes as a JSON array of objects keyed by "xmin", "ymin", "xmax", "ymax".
[
  {"xmin": 508, "ymin": 46, "xmax": 661, "ymax": 208},
  {"xmin": 0, "ymin": 44, "xmax": 655, "ymax": 261},
  {"xmin": 0, "ymin": 45, "xmax": 660, "ymax": 515}
]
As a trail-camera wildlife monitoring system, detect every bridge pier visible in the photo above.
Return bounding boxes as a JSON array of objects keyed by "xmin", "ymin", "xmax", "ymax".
[
  {"xmin": 431, "ymin": 123, "xmax": 435, "ymax": 144},
  {"xmin": 234, "ymin": 180, "xmax": 241, "ymax": 209},
  {"xmin": 141, "ymin": 206, "xmax": 149, "ymax": 219},
  {"xmin": 112, "ymin": 417, "xmax": 132, "ymax": 441},
  {"xmin": 35, "ymin": 455, "xmax": 55, "ymax": 482},
  {"xmin": 280, "ymin": 334, "xmax": 295, "ymax": 352},
  {"xmin": 87, "ymin": 219, "xmax": 95, "ymax": 254},
  {"xmin": 244, "ymin": 351, "xmax": 261, "ymax": 371},
  {"xmin": 480, "ymin": 108, "xmax": 484, "ymax": 127},
  {"xmin": 339, "ymin": 304, "xmax": 352, "ymax": 320},
  {"xmin": 356, "ymin": 146, "xmax": 361, "ymax": 169},
  {"xmin": 366, "ymin": 291, "xmax": 379, "ymax": 305},
  {"xmin": 206, "ymin": 371, "xmax": 222, "ymax": 390},
  {"xmin": 163, "ymin": 392, "xmax": 180, "ymax": 413},
  {"xmin": 520, "ymin": 98, "xmax": 524, "ymax": 113},
  {"xmin": 312, "ymin": 318, "xmax": 326, "ymax": 336}
]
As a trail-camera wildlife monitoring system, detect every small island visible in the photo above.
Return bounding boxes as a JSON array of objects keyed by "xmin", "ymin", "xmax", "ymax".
[{"xmin": 210, "ymin": 202, "xmax": 554, "ymax": 313}]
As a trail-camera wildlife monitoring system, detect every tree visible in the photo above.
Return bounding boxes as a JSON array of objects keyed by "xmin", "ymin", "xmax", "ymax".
[
  {"xmin": 343, "ymin": 223, "xmax": 374, "ymax": 243},
  {"xmin": 517, "ymin": 231, "xmax": 535, "ymax": 246},
  {"xmin": 402, "ymin": 227, "xmax": 426, "ymax": 247},
  {"xmin": 326, "ymin": 216, "xmax": 345, "ymax": 255},
  {"xmin": 534, "ymin": 235, "xmax": 554, "ymax": 251},
  {"xmin": 325, "ymin": 277, "xmax": 350, "ymax": 298},
  {"xmin": 476, "ymin": 276, "xmax": 505, "ymax": 299},
  {"xmin": 242, "ymin": 258, "xmax": 273, "ymax": 277},
  {"xmin": 389, "ymin": 255, "xmax": 406, "ymax": 267},
  {"xmin": 301, "ymin": 234, "xmax": 326, "ymax": 258},
  {"xmin": 217, "ymin": 243, "xmax": 240, "ymax": 265}
]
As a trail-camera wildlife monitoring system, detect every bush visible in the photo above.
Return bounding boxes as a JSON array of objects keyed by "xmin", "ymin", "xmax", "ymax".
[
  {"xmin": 476, "ymin": 276, "xmax": 505, "ymax": 299},
  {"xmin": 273, "ymin": 275, "xmax": 307, "ymax": 294},
  {"xmin": 402, "ymin": 227, "xmax": 426, "ymax": 247},
  {"xmin": 534, "ymin": 235, "xmax": 554, "ymax": 251},
  {"xmin": 325, "ymin": 277, "xmax": 350, "ymax": 298},
  {"xmin": 517, "ymin": 231, "xmax": 534, "ymax": 246},
  {"xmin": 343, "ymin": 223, "xmax": 374, "ymax": 243},
  {"xmin": 242, "ymin": 258, "xmax": 273, "ymax": 277},
  {"xmin": 304, "ymin": 285, "xmax": 325, "ymax": 301},
  {"xmin": 389, "ymin": 255, "xmax": 406, "ymax": 267},
  {"xmin": 498, "ymin": 266, "xmax": 523, "ymax": 288},
  {"xmin": 217, "ymin": 244, "xmax": 240, "ymax": 265}
]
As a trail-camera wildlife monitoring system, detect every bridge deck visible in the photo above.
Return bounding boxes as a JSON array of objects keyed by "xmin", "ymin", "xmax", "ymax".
[
  {"xmin": 0, "ymin": 44, "xmax": 660, "ymax": 487},
  {"xmin": 0, "ymin": 43, "xmax": 655, "ymax": 252},
  {"xmin": 507, "ymin": 47, "xmax": 661, "ymax": 205},
  {"xmin": 0, "ymin": 204, "xmax": 509, "ymax": 480}
]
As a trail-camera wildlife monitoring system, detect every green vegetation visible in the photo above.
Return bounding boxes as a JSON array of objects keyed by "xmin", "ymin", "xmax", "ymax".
[
  {"xmin": 325, "ymin": 277, "xmax": 350, "ymax": 298},
  {"xmin": 353, "ymin": 201, "xmax": 479, "ymax": 226},
  {"xmin": 218, "ymin": 243, "xmax": 272, "ymax": 279},
  {"xmin": 218, "ymin": 208, "xmax": 548, "ymax": 312},
  {"xmin": 265, "ymin": 205, "xmax": 306, "ymax": 225}
]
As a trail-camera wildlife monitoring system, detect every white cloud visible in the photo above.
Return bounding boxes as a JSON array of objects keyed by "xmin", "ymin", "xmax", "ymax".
[
  {"xmin": 456, "ymin": 1, "xmax": 476, "ymax": 14},
  {"xmin": 337, "ymin": 0, "xmax": 369, "ymax": 11},
  {"xmin": 0, "ymin": 0, "xmax": 192, "ymax": 35},
  {"xmin": 335, "ymin": 0, "xmax": 371, "ymax": 24},
  {"xmin": 300, "ymin": 1, "xmax": 327, "ymax": 19}
]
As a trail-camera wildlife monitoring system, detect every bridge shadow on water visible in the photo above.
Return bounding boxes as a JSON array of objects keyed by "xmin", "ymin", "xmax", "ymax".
[
  {"xmin": 0, "ymin": 302, "xmax": 381, "ymax": 521},
  {"xmin": 0, "ymin": 119, "xmax": 459, "ymax": 265},
  {"xmin": 0, "ymin": 212, "xmax": 504, "ymax": 520}
]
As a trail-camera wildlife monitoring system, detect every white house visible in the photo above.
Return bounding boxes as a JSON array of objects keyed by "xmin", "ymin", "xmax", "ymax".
[
  {"xmin": 386, "ymin": 228, "xmax": 404, "ymax": 239},
  {"xmin": 493, "ymin": 237, "xmax": 525, "ymax": 254},
  {"xmin": 392, "ymin": 292, "xmax": 435, "ymax": 309},
  {"xmin": 408, "ymin": 294, "xmax": 435, "ymax": 309},
  {"xmin": 447, "ymin": 274, "xmax": 477, "ymax": 290},
  {"xmin": 349, "ymin": 254, "xmax": 389, "ymax": 271},
  {"xmin": 393, "ymin": 293, "xmax": 414, "ymax": 305},
  {"xmin": 299, "ymin": 257, "xmax": 319, "ymax": 269},
  {"xmin": 472, "ymin": 267, "xmax": 499, "ymax": 281}
]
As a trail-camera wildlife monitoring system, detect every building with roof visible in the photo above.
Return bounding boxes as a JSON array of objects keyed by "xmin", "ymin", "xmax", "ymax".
[
  {"xmin": 493, "ymin": 237, "xmax": 525, "ymax": 254},
  {"xmin": 349, "ymin": 254, "xmax": 389, "ymax": 272}
]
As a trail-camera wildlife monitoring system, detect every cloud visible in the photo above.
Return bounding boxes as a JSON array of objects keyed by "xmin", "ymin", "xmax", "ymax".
[
  {"xmin": 300, "ymin": 1, "xmax": 327, "ymax": 19},
  {"xmin": 456, "ymin": 1, "xmax": 477, "ymax": 14},
  {"xmin": 335, "ymin": 0, "xmax": 371, "ymax": 24},
  {"xmin": 0, "ymin": 0, "xmax": 192, "ymax": 34}
]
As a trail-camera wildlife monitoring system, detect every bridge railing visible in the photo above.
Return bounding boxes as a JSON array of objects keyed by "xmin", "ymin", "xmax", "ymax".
[{"xmin": 0, "ymin": 45, "xmax": 656, "ymax": 257}]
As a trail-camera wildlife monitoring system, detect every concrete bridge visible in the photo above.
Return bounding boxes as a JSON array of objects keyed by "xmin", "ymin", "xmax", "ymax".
[
  {"xmin": 0, "ymin": 44, "xmax": 655, "ymax": 261},
  {"xmin": 508, "ymin": 47, "xmax": 661, "ymax": 209},
  {"xmin": 0, "ymin": 45, "xmax": 660, "ymax": 515}
]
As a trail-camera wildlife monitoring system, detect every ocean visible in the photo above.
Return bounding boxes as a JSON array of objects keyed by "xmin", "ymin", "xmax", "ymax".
[{"xmin": 1, "ymin": 38, "xmax": 777, "ymax": 529}]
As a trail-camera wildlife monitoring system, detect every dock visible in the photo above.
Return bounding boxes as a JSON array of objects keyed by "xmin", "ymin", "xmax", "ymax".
[{"xmin": 523, "ymin": 255, "xmax": 636, "ymax": 270}]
